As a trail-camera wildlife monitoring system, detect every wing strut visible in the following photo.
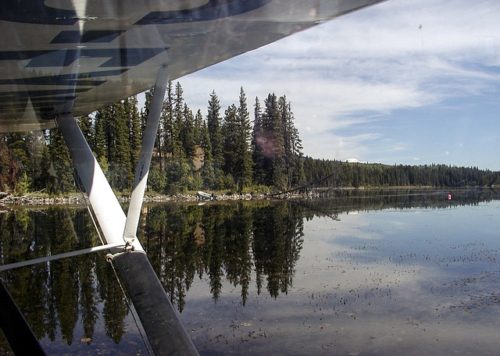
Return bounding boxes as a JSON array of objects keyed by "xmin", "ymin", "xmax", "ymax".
[
  {"xmin": 56, "ymin": 113, "xmax": 128, "ymax": 248},
  {"xmin": 124, "ymin": 65, "xmax": 167, "ymax": 246},
  {"xmin": 56, "ymin": 66, "xmax": 198, "ymax": 356}
]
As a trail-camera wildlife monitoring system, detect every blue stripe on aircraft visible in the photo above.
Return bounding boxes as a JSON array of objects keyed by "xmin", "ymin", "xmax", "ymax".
[
  {"xmin": 0, "ymin": 69, "xmax": 128, "ymax": 86},
  {"xmin": 51, "ymin": 31, "xmax": 125, "ymax": 44},
  {"xmin": 0, "ymin": 48, "xmax": 167, "ymax": 68},
  {"xmin": 136, "ymin": 0, "xmax": 271, "ymax": 25},
  {"xmin": 0, "ymin": 0, "xmax": 271, "ymax": 25}
]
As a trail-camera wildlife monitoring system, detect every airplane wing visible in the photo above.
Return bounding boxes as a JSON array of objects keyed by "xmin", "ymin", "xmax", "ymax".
[{"xmin": 0, "ymin": 0, "xmax": 384, "ymax": 132}]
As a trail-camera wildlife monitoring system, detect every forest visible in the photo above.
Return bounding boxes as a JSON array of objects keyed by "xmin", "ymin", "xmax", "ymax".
[{"xmin": 0, "ymin": 82, "xmax": 498, "ymax": 195}]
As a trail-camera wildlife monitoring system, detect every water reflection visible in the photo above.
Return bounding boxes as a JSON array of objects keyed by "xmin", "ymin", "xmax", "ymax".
[
  {"xmin": 143, "ymin": 201, "xmax": 305, "ymax": 309},
  {"xmin": 0, "ymin": 209, "xmax": 132, "ymax": 353},
  {"xmin": 0, "ymin": 188, "xmax": 499, "ymax": 353}
]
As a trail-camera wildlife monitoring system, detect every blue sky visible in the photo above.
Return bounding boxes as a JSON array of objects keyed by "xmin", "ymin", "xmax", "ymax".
[{"xmin": 177, "ymin": 0, "xmax": 500, "ymax": 170}]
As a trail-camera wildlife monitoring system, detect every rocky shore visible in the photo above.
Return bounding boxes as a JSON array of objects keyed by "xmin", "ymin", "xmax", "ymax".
[{"xmin": 0, "ymin": 191, "xmax": 316, "ymax": 206}]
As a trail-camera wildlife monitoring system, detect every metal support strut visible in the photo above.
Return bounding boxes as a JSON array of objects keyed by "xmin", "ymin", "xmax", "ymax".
[
  {"xmin": 124, "ymin": 65, "xmax": 168, "ymax": 245},
  {"xmin": 56, "ymin": 112, "xmax": 130, "ymax": 250},
  {"xmin": 56, "ymin": 66, "xmax": 198, "ymax": 355}
]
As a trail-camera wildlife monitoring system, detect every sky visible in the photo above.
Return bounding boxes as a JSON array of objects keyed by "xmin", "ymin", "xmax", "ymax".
[{"xmin": 176, "ymin": 0, "xmax": 500, "ymax": 170}]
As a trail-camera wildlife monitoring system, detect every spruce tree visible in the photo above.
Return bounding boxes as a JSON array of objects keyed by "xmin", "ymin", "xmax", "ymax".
[
  {"xmin": 173, "ymin": 82, "xmax": 185, "ymax": 159},
  {"xmin": 163, "ymin": 82, "xmax": 191, "ymax": 193},
  {"xmin": 29, "ymin": 131, "xmax": 48, "ymax": 191},
  {"xmin": 207, "ymin": 91, "xmax": 223, "ymax": 175},
  {"xmin": 110, "ymin": 101, "xmax": 132, "ymax": 189},
  {"xmin": 93, "ymin": 107, "xmax": 109, "ymax": 172},
  {"xmin": 252, "ymin": 97, "xmax": 266, "ymax": 185},
  {"xmin": 287, "ymin": 103, "xmax": 305, "ymax": 186},
  {"xmin": 269, "ymin": 95, "xmax": 286, "ymax": 189},
  {"xmin": 0, "ymin": 135, "xmax": 13, "ymax": 191},
  {"xmin": 279, "ymin": 96, "xmax": 291, "ymax": 186},
  {"xmin": 279, "ymin": 96, "xmax": 305, "ymax": 188},
  {"xmin": 6, "ymin": 133, "xmax": 32, "ymax": 186},
  {"xmin": 222, "ymin": 104, "xmax": 238, "ymax": 183},
  {"xmin": 193, "ymin": 109, "xmax": 203, "ymax": 146},
  {"xmin": 236, "ymin": 87, "xmax": 252, "ymax": 191},
  {"xmin": 181, "ymin": 103, "xmax": 195, "ymax": 158},
  {"xmin": 162, "ymin": 81, "xmax": 175, "ymax": 156},
  {"xmin": 102, "ymin": 104, "xmax": 115, "ymax": 166},
  {"xmin": 47, "ymin": 128, "xmax": 74, "ymax": 193},
  {"xmin": 262, "ymin": 93, "xmax": 286, "ymax": 189},
  {"xmin": 126, "ymin": 95, "xmax": 142, "ymax": 171},
  {"xmin": 200, "ymin": 120, "xmax": 215, "ymax": 188}
]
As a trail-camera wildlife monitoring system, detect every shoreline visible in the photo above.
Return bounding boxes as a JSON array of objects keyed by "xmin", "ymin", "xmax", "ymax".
[
  {"xmin": 0, "ymin": 186, "xmax": 490, "ymax": 207},
  {"xmin": 0, "ymin": 191, "xmax": 308, "ymax": 206}
]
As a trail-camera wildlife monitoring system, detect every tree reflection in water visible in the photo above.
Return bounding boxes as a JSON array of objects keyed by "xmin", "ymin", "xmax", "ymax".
[
  {"xmin": 0, "ymin": 208, "xmax": 129, "ymax": 350},
  {"xmin": 0, "ymin": 188, "xmax": 498, "ymax": 351},
  {"xmin": 143, "ymin": 201, "xmax": 304, "ymax": 310},
  {"xmin": 0, "ymin": 200, "xmax": 305, "ymax": 349}
]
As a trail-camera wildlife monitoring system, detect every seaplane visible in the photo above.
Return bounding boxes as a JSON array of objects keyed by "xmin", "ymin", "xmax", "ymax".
[{"xmin": 0, "ymin": 1, "xmax": 384, "ymax": 354}]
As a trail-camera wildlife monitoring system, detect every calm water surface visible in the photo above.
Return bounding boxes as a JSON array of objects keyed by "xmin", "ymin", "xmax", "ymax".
[{"xmin": 1, "ymin": 189, "xmax": 500, "ymax": 355}]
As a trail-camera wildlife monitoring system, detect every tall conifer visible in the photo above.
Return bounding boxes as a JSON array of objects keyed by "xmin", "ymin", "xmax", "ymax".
[
  {"xmin": 207, "ymin": 91, "xmax": 224, "ymax": 187},
  {"xmin": 200, "ymin": 120, "xmax": 215, "ymax": 187},
  {"xmin": 222, "ymin": 104, "xmax": 238, "ymax": 181},
  {"xmin": 252, "ymin": 97, "xmax": 266, "ymax": 185},
  {"xmin": 236, "ymin": 88, "xmax": 252, "ymax": 190},
  {"xmin": 127, "ymin": 96, "xmax": 142, "ymax": 171}
]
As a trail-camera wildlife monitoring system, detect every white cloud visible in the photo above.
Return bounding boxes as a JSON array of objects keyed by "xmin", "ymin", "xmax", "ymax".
[{"xmin": 180, "ymin": 0, "xmax": 500, "ymax": 162}]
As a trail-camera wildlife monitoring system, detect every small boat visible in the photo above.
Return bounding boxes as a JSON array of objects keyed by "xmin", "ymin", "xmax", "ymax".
[{"xmin": 197, "ymin": 191, "xmax": 216, "ymax": 201}]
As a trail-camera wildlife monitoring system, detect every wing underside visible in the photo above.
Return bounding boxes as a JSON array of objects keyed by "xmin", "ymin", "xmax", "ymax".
[{"xmin": 0, "ymin": 0, "xmax": 384, "ymax": 132}]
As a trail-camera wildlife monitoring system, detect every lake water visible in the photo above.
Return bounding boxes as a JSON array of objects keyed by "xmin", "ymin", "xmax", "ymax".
[{"xmin": 1, "ymin": 189, "xmax": 500, "ymax": 355}]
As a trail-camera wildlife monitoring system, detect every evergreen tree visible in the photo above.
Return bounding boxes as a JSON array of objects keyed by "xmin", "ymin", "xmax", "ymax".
[
  {"xmin": 5, "ymin": 133, "xmax": 33, "ymax": 192},
  {"xmin": 207, "ymin": 91, "xmax": 224, "ymax": 186},
  {"xmin": 200, "ymin": 120, "xmax": 215, "ymax": 188},
  {"xmin": 279, "ymin": 97, "xmax": 305, "ymax": 187},
  {"xmin": 193, "ymin": 109, "xmax": 203, "ymax": 146},
  {"xmin": 279, "ymin": 96, "xmax": 291, "ymax": 187},
  {"xmin": 252, "ymin": 97, "xmax": 266, "ymax": 185},
  {"xmin": 47, "ymin": 128, "xmax": 74, "ymax": 193},
  {"xmin": 173, "ymin": 82, "xmax": 185, "ymax": 159},
  {"xmin": 93, "ymin": 106, "xmax": 109, "ymax": 172},
  {"xmin": 263, "ymin": 93, "xmax": 286, "ymax": 189},
  {"xmin": 109, "ymin": 101, "xmax": 132, "ymax": 190},
  {"xmin": 222, "ymin": 104, "xmax": 238, "ymax": 183},
  {"xmin": 0, "ymin": 135, "xmax": 19, "ymax": 191},
  {"xmin": 181, "ymin": 103, "xmax": 195, "ymax": 158},
  {"xmin": 236, "ymin": 88, "xmax": 252, "ymax": 191},
  {"xmin": 27, "ymin": 131, "xmax": 47, "ymax": 192},
  {"xmin": 103, "ymin": 104, "xmax": 116, "ymax": 166},
  {"xmin": 162, "ymin": 81, "xmax": 178, "ymax": 159},
  {"xmin": 126, "ymin": 96, "xmax": 142, "ymax": 171},
  {"xmin": 162, "ymin": 82, "xmax": 191, "ymax": 193}
]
